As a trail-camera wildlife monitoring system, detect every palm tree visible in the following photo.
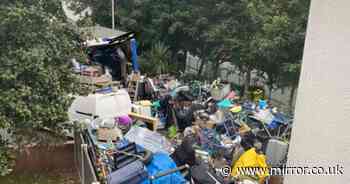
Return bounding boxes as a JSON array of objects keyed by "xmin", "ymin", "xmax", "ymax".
[{"xmin": 148, "ymin": 42, "xmax": 170, "ymax": 74}]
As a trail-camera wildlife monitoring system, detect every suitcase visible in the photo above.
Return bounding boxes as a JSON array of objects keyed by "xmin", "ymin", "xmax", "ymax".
[
  {"xmin": 113, "ymin": 143, "xmax": 139, "ymax": 170},
  {"xmin": 107, "ymin": 160, "xmax": 148, "ymax": 184},
  {"xmin": 190, "ymin": 163, "xmax": 225, "ymax": 184},
  {"xmin": 265, "ymin": 139, "xmax": 288, "ymax": 167}
]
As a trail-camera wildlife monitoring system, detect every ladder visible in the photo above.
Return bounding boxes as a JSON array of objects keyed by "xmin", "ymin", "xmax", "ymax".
[{"xmin": 128, "ymin": 80, "xmax": 139, "ymax": 102}]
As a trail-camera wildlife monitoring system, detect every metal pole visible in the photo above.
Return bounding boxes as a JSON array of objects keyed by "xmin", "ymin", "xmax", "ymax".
[
  {"xmin": 114, "ymin": 0, "xmax": 118, "ymax": 28},
  {"xmin": 81, "ymin": 144, "xmax": 87, "ymax": 184},
  {"xmin": 112, "ymin": 0, "xmax": 115, "ymax": 30}
]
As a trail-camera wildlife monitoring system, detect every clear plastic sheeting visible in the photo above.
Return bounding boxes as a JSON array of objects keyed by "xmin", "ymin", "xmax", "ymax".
[
  {"xmin": 125, "ymin": 127, "xmax": 174, "ymax": 154},
  {"xmin": 250, "ymin": 109, "xmax": 274, "ymax": 124}
]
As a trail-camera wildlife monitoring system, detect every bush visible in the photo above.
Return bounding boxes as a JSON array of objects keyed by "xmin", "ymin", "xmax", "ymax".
[
  {"xmin": 0, "ymin": 140, "xmax": 13, "ymax": 176},
  {"xmin": 247, "ymin": 86, "xmax": 266, "ymax": 101}
]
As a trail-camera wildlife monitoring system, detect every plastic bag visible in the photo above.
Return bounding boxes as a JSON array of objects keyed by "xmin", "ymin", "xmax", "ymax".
[
  {"xmin": 137, "ymin": 100, "xmax": 153, "ymax": 106},
  {"xmin": 231, "ymin": 148, "xmax": 269, "ymax": 183},
  {"xmin": 217, "ymin": 99, "xmax": 233, "ymax": 109},
  {"xmin": 125, "ymin": 127, "xmax": 174, "ymax": 154},
  {"xmin": 167, "ymin": 125, "xmax": 178, "ymax": 139},
  {"xmin": 152, "ymin": 100, "xmax": 161, "ymax": 109},
  {"xmin": 230, "ymin": 105, "xmax": 242, "ymax": 113},
  {"xmin": 258, "ymin": 99, "xmax": 267, "ymax": 110},
  {"xmin": 141, "ymin": 153, "xmax": 186, "ymax": 184}
]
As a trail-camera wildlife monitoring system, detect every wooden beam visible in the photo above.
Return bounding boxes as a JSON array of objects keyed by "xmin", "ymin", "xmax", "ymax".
[{"xmin": 128, "ymin": 112, "xmax": 159, "ymax": 131}]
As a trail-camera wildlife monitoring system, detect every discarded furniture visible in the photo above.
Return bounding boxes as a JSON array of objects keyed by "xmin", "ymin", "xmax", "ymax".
[{"xmin": 128, "ymin": 112, "xmax": 159, "ymax": 131}]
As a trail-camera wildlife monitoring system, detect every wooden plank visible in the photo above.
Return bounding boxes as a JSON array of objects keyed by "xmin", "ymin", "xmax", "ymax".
[{"xmin": 128, "ymin": 112, "xmax": 159, "ymax": 131}]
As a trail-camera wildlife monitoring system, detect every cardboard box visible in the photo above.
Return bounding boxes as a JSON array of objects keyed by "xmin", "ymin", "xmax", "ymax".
[{"xmin": 97, "ymin": 128, "xmax": 122, "ymax": 142}]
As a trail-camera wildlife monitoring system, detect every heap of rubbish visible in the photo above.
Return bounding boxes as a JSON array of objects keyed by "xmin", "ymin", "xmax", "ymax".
[{"xmin": 69, "ymin": 31, "xmax": 292, "ymax": 184}]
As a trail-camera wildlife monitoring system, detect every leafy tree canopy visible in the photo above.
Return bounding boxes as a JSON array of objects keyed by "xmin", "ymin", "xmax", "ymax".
[
  {"xmin": 0, "ymin": 0, "xmax": 85, "ymax": 175},
  {"xmin": 67, "ymin": 0, "xmax": 310, "ymax": 98}
]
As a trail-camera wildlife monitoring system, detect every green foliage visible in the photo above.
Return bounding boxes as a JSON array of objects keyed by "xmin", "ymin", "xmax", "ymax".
[
  {"xmin": 0, "ymin": 5, "xmax": 308, "ymax": 169},
  {"xmin": 0, "ymin": 0, "xmax": 85, "ymax": 174},
  {"xmin": 67, "ymin": 0, "xmax": 241, "ymax": 75},
  {"xmin": 67, "ymin": 0, "xmax": 310, "ymax": 83},
  {"xmin": 226, "ymin": 0, "xmax": 310, "ymax": 96},
  {"xmin": 0, "ymin": 140, "xmax": 13, "ymax": 176},
  {"xmin": 280, "ymin": 63, "xmax": 301, "ymax": 87},
  {"xmin": 148, "ymin": 42, "xmax": 171, "ymax": 74},
  {"xmin": 67, "ymin": 0, "xmax": 310, "ymax": 95},
  {"xmin": 259, "ymin": 0, "xmax": 309, "ymax": 101},
  {"xmin": 139, "ymin": 42, "xmax": 172, "ymax": 75}
]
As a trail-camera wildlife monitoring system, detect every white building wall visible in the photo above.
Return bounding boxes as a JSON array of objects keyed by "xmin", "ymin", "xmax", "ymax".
[{"xmin": 285, "ymin": 0, "xmax": 350, "ymax": 183}]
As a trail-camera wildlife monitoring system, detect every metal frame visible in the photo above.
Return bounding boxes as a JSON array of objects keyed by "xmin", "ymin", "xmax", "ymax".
[{"xmin": 74, "ymin": 130, "xmax": 100, "ymax": 184}]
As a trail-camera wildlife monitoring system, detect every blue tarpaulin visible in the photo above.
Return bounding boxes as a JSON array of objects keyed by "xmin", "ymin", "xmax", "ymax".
[
  {"xmin": 130, "ymin": 38, "xmax": 140, "ymax": 72},
  {"xmin": 273, "ymin": 113, "xmax": 289, "ymax": 124},
  {"xmin": 141, "ymin": 153, "xmax": 186, "ymax": 184},
  {"xmin": 267, "ymin": 112, "xmax": 290, "ymax": 129}
]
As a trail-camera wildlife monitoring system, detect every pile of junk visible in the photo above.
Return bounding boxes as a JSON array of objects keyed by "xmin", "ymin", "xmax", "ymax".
[
  {"xmin": 69, "ymin": 74, "xmax": 292, "ymax": 184},
  {"xmin": 68, "ymin": 29, "xmax": 293, "ymax": 184}
]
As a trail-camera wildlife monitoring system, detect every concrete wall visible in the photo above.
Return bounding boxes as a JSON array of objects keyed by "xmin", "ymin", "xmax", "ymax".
[
  {"xmin": 285, "ymin": 0, "xmax": 350, "ymax": 183},
  {"xmin": 13, "ymin": 142, "xmax": 76, "ymax": 173}
]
